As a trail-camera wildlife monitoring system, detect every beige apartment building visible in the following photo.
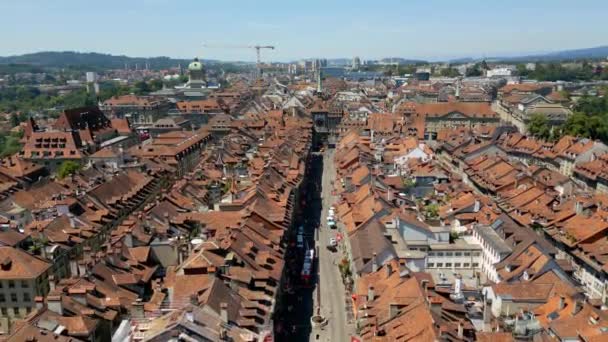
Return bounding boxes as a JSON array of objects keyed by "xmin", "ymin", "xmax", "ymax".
[{"xmin": 0, "ymin": 246, "xmax": 51, "ymax": 333}]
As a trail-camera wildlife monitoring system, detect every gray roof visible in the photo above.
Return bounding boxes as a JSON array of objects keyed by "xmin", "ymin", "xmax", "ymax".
[
  {"xmin": 349, "ymin": 217, "xmax": 396, "ymax": 272},
  {"xmin": 474, "ymin": 225, "xmax": 512, "ymax": 255}
]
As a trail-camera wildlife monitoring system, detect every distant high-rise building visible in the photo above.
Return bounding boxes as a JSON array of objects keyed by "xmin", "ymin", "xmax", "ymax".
[
  {"xmin": 85, "ymin": 72, "xmax": 99, "ymax": 97},
  {"xmin": 317, "ymin": 70, "xmax": 322, "ymax": 93},
  {"xmin": 352, "ymin": 56, "xmax": 361, "ymax": 70},
  {"xmin": 288, "ymin": 64, "xmax": 298, "ymax": 75}
]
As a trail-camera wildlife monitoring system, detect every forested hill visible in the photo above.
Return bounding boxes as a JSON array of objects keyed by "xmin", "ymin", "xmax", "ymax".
[{"xmin": 0, "ymin": 51, "xmax": 214, "ymax": 70}]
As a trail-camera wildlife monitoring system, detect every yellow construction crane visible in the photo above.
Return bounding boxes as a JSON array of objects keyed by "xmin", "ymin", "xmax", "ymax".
[{"xmin": 203, "ymin": 44, "xmax": 275, "ymax": 74}]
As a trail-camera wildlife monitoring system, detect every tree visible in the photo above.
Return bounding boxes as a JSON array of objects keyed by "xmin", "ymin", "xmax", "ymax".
[
  {"xmin": 527, "ymin": 113, "xmax": 552, "ymax": 140},
  {"xmin": 450, "ymin": 231, "xmax": 459, "ymax": 243},
  {"xmin": 516, "ymin": 64, "xmax": 531, "ymax": 77},
  {"xmin": 561, "ymin": 112, "xmax": 608, "ymax": 142},
  {"xmin": 57, "ymin": 161, "xmax": 81, "ymax": 179},
  {"xmin": 440, "ymin": 67, "xmax": 460, "ymax": 77},
  {"xmin": 149, "ymin": 79, "xmax": 164, "ymax": 92},
  {"xmin": 465, "ymin": 64, "xmax": 482, "ymax": 77},
  {"xmin": 9, "ymin": 113, "xmax": 20, "ymax": 127},
  {"xmin": 574, "ymin": 95, "xmax": 608, "ymax": 116},
  {"xmin": 480, "ymin": 60, "xmax": 489, "ymax": 71},
  {"xmin": 133, "ymin": 81, "xmax": 151, "ymax": 95},
  {"xmin": 402, "ymin": 178, "xmax": 416, "ymax": 189},
  {"xmin": 84, "ymin": 94, "xmax": 97, "ymax": 107},
  {"xmin": 424, "ymin": 203, "xmax": 439, "ymax": 219},
  {"xmin": 0, "ymin": 131, "xmax": 23, "ymax": 157}
]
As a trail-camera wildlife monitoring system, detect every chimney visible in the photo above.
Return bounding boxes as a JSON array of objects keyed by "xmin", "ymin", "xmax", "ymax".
[
  {"xmin": 372, "ymin": 252, "xmax": 378, "ymax": 273},
  {"xmin": 572, "ymin": 300, "xmax": 583, "ymax": 316},
  {"xmin": 69, "ymin": 259, "xmax": 79, "ymax": 277},
  {"xmin": 190, "ymin": 294, "xmax": 198, "ymax": 306},
  {"xmin": 421, "ymin": 279, "xmax": 429, "ymax": 293},
  {"xmin": 575, "ymin": 201, "xmax": 583, "ymax": 215},
  {"xmin": 220, "ymin": 302, "xmax": 229, "ymax": 323},
  {"xmin": 457, "ymin": 321, "xmax": 463, "ymax": 339},
  {"xmin": 67, "ymin": 212, "xmax": 76, "ymax": 228},
  {"xmin": 368, "ymin": 286, "xmax": 375, "ymax": 302},
  {"xmin": 454, "ymin": 275, "xmax": 462, "ymax": 295},
  {"xmin": 398, "ymin": 259, "xmax": 409, "ymax": 278},
  {"xmin": 124, "ymin": 230, "xmax": 133, "ymax": 248},
  {"xmin": 39, "ymin": 243, "xmax": 47, "ymax": 260},
  {"xmin": 77, "ymin": 261, "xmax": 86, "ymax": 277},
  {"xmin": 47, "ymin": 295, "xmax": 63, "ymax": 315},
  {"xmin": 483, "ymin": 294, "xmax": 491, "ymax": 325},
  {"xmin": 132, "ymin": 298, "xmax": 144, "ymax": 320},
  {"xmin": 48, "ymin": 275, "xmax": 56, "ymax": 292},
  {"xmin": 185, "ymin": 307, "xmax": 194, "ymax": 323},
  {"xmin": 32, "ymin": 297, "xmax": 43, "ymax": 312},
  {"xmin": 558, "ymin": 296, "xmax": 566, "ymax": 310},
  {"xmin": 385, "ymin": 263, "xmax": 393, "ymax": 278},
  {"xmin": 0, "ymin": 257, "xmax": 12, "ymax": 271}
]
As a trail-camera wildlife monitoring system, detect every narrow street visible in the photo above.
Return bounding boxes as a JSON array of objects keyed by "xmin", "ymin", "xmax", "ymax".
[
  {"xmin": 310, "ymin": 148, "xmax": 353, "ymax": 342},
  {"xmin": 274, "ymin": 147, "xmax": 352, "ymax": 342}
]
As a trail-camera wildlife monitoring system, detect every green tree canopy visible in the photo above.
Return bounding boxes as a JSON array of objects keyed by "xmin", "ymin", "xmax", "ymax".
[
  {"xmin": 0, "ymin": 131, "xmax": 24, "ymax": 157},
  {"xmin": 516, "ymin": 63, "xmax": 531, "ymax": 77},
  {"xmin": 57, "ymin": 161, "xmax": 81, "ymax": 179},
  {"xmin": 465, "ymin": 64, "xmax": 482, "ymax": 77},
  {"xmin": 440, "ymin": 67, "xmax": 460, "ymax": 77},
  {"xmin": 527, "ymin": 113, "xmax": 552, "ymax": 140}
]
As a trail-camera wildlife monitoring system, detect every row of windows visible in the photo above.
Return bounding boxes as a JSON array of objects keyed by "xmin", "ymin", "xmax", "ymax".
[
  {"xmin": 427, "ymin": 262, "xmax": 480, "ymax": 268},
  {"xmin": 428, "ymin": 251, "xmax": 481, "ymax": 257},
  {"xmin": 0, "ymin": 306, "xmax": 31, "ymax": 316},
  {"xmin": 0, "ymin": 292, "xmax": 31, "ymax": 302},
  {"xmin": 0, "ymin": 280, "xmax": 29, "ymax": 289}
]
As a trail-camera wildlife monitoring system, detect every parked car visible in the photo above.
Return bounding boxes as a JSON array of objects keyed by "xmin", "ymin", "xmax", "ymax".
[
  {"xmin": 328, "ymin": 220, "xmax": 337, "ymax": 229},
  {"xmin": 296, "ymin": 234, "xmax": 304, "ymax": 248}
]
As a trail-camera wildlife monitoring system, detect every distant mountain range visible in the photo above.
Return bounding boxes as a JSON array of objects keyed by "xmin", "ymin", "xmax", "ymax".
[
  {"xmin": 0, "ymin": 51, "xmax": 220, "ymax": 70},
  {"xmin": 453, "ymin": 45, "xmax": 608, "ymax": 63},
  {"xmin": 1, "ymin": 46, "xmax": 607, "ymax": 71}
]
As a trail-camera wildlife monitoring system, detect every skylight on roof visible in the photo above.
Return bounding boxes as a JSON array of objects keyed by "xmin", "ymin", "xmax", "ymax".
[{"xmin": 491, "ymin": 219, "xmax": 503, "ymax": 229}]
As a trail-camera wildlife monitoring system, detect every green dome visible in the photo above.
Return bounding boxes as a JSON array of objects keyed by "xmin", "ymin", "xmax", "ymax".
[{"xmin": 188, "ymin": 58, "xmax": 203, "ymax": 71}]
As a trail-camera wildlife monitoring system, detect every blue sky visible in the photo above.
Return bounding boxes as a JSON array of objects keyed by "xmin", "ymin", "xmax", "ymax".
[{"xmin": 1, "ymin": 0, "xmax": 607, "ymax": 61}]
